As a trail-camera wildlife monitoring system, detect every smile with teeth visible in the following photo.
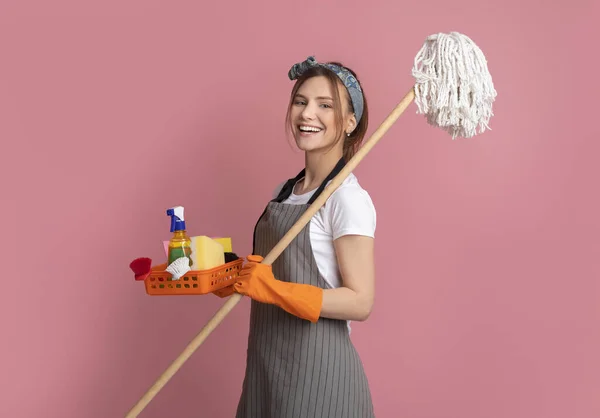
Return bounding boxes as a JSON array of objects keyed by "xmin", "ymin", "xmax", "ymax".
[{"xmin": 298, "ymin": 125, "xmax": 323, "ymax": 133}]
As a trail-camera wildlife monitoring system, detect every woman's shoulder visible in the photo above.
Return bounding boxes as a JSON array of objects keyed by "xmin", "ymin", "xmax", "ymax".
[
  {"xmin": 325, "ymin": 173, "xmax": 376, "ymax": 238},
  {"xmin": 329, "ymin": 173, "xmax": 375, "ymax": 207}
]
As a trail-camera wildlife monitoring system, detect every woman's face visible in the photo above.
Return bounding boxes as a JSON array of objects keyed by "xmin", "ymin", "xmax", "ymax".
[{"xmin": 289, "ymin": 75, "xmax": 355, "ymax": 155}]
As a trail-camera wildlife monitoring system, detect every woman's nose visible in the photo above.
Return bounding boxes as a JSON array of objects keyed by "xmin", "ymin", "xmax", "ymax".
[{"xmin": 301, "ymin": 102, "xmax": 317, "ymax": 119}]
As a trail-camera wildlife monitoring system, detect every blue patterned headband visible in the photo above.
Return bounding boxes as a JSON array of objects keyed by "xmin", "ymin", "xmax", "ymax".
[{"xmin": 288, "ymin": 56, "xmax": 364, "ymax": 123}]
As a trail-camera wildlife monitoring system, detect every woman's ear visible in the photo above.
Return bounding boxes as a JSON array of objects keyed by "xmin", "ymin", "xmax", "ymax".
[{"xmin": 346, "ymin": 114, "xmax": 357, "ymax": 135}]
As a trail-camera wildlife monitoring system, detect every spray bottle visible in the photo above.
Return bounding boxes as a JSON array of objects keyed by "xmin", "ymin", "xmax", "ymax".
[{"xmin": 166, "ymin": 206, "xmax": 192, "ymax": 267}]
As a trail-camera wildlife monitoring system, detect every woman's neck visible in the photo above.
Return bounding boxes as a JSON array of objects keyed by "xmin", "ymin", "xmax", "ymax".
[{"xmin": 295, "ymin": 149, "xmax": 343, "ymax": 195}]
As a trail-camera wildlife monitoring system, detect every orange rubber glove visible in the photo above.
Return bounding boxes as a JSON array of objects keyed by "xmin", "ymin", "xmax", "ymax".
[{"xmin": 233, "ymin": 255, "xmax": 323, "ymax": 323}]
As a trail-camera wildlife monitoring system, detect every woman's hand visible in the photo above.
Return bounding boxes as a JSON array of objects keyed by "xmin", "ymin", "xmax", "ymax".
[
  {"xmin": 233, "ymin": 255, "xmax": 278, "ymax": 300},
  {"xmin": 210, "ymin": 256, "xmax": 278, "ymax": 299},
  {"xmin": 233, "ymin": 255, "xmax": 323, "ymax": 323}
]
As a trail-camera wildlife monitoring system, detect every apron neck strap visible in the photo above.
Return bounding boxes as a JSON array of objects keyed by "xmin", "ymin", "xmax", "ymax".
[
  {"xmin": 273, "ymin": 156, "xmax": 346, "ymax": 204},
  {"xmin": 307, "ymin": 157, "xmax": 346, "ymax": 204}
]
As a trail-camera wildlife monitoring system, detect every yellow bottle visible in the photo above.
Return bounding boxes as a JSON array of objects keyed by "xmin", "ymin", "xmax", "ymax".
[{"xmin": 166, "ymin": 206, "xmax": 192, "ymax": 267}]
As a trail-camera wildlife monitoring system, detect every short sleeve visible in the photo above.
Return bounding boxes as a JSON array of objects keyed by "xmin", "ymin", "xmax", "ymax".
[{"xmin": 327, "ymin": 186, "xmax": 376, "ymax": 240}]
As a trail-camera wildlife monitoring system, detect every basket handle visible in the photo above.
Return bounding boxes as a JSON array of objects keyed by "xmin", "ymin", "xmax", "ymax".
[{"xmin": 125, "ymin": 87, "xmax": 416, "ymax": 418}]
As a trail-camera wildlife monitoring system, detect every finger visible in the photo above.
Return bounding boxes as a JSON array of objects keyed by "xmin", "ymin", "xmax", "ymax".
[
  {"xmin": 238, "ymin": 268, "xmax": 255, "ymax": 277},
  {"xmin": 246, "ymin": 255, "xmax": 264, "ymax": 263},
  {"xmin": 240, "ymin": 262, "xmax": 259, "ymax": 270},
  {"xmin": 239, "ymin": 264, "xmax": 260, "ymax": 274},
  {"xmin": 233, "ymin": 281, "xmax": 248, "ymax": 295}
]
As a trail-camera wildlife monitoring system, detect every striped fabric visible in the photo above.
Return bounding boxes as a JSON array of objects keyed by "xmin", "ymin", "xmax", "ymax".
[{"xmin": 235, "ymin": 202, "xmax": 375, "ymax": 418}]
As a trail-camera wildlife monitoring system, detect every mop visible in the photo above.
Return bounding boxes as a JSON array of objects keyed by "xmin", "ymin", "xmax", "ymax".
[{"xmin": 126, "ymin": 31, "xmax": 497, "ymax": 417}]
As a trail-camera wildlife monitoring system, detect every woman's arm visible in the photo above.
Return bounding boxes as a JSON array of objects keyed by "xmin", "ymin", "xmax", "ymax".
[
  {"xmin": 232, "ymin": 234, "xmax": 375, "ymax": 323},
  {"xmin": 319, "ymin": 234, "xmax": 375, "ymax": 322}
]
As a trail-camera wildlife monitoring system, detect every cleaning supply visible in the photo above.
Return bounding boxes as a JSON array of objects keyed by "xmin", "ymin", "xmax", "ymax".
[
  {"xmin": 212, "ymin": 237, "xmax": 232, "ymax": 252},
  {"xmin": 166, "ymin": 206, "xmax": 192, "ymax": 267},
  {"xmin": 129, "ymin": 258, "xmax": 169, "ymax": 281},
  {"xmin": 224, "ymin": 252, "xmax": 239, "ymax": 263},
  {"xmin": 130, "ymin": 257, "xmax": 152, "ymax": 281},
  {"xmin": 190, "ymin": 235, "xmax": 225, "ymax": 270},
  {"xmin": 162, "ymin": 237, "xmax": 237, "ymax": 267},
  {"xmin": 213, "ymin": 237, "xmax": 237, "ymax": 263},
  {"xmin": 166, "ymin": 257, "xmax": 191, "ymax": 281}
]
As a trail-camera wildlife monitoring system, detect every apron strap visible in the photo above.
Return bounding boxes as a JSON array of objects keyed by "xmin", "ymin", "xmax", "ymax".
[
  {"xmin": 253, "ymin": 156, "xmax": 346, "ymax": 255},
  {"xmin": 273, "ymin": 156, "xmax": 346, "ymax": 203},
  {"xmin": 271, "ymin": 169, "xmax": 308, "ymax": 203},
  {"xmin": 307, "ymin": 157, "xmax": 346, "ymax": 204}
]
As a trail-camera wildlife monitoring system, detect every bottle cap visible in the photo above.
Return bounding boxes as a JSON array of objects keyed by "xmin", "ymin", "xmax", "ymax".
[{"xmin": 166, "ymin": 206, "xmax": 186, "ymax": 232}]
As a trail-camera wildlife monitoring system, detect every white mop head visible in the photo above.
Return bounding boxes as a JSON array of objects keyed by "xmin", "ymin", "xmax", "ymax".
[{"xmin": 412, "ymin": 32, "xmax": 497, "ymax": 139}]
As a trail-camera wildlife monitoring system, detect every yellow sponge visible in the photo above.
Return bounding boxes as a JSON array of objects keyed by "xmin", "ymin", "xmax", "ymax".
[
  {"xmin": 190, "ymin": 236, "xmax": 225, "ymax": 270},
  {"xmin": 212, "ymin": 237, "xmax": 232, "ymax": 252}
]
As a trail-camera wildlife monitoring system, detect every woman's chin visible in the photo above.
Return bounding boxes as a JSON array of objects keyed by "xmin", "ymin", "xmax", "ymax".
[
  {"xmin": 294, "ymin": 134, "xmax": 329, "ymax": 152},
  {"xmin": 295, "ymin": 142, "xmax": 323, "ymax": 154}
]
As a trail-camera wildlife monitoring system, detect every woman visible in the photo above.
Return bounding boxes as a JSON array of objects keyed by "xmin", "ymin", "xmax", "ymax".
[{"xmin": 231, "ymin": 56, "xmax": 376, "ymax": 418}]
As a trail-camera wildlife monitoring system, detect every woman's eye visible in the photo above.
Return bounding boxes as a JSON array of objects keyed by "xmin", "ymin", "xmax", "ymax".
[{"xmin": 321, "ymin": 103, "xmax": 332, "ymax": 108}]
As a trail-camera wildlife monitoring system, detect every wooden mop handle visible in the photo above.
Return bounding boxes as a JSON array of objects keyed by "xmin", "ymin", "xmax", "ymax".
[{"xmin": 125, "ymin": 87, "xmax": 415, "ymax": 418}]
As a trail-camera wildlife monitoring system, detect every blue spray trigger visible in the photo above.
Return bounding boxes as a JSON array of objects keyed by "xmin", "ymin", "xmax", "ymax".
[{"xmin": 166, "ymin": 207, "xmax": 186, "ymax": 232}]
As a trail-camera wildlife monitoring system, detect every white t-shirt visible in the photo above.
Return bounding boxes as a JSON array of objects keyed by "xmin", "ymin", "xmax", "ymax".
[{"xmin": 272, "ymin": 172, "xmax": 376, "ymax": 290}]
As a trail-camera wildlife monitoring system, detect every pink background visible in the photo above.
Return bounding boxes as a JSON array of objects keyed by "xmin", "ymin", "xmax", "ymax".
[{"xmin": 1, "ymin": 1, "xmax": 599, "ymax": 417}]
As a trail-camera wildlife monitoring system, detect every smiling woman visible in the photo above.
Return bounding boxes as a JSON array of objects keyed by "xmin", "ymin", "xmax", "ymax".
[
  {"xmin": 286, "ymin": 60, "xmax": 369, "ymax": 164},
  {"xmin": 220, "ymin": 56, "xmax": 377, "ymax": 418}
]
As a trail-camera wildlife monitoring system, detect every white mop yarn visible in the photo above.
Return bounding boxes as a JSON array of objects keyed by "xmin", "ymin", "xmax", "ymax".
[
  {"xmin": 166, "ymin": 257, "xmax": 191, "ymax": 281},
  {"xmin": 412, "ymin": 32, "xmax": 497, "ymax": 139}
]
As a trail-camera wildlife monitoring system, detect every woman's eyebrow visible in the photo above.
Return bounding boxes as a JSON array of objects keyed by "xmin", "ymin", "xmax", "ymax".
[{"xmin": 295, "ymin": 94, "xmax": 333, "ymax": 100}]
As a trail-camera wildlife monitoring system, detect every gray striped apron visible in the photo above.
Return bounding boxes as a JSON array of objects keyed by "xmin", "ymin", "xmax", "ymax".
[{"xmin": 236, "ymin": 158, "xmax": 375, "ymax": 418}]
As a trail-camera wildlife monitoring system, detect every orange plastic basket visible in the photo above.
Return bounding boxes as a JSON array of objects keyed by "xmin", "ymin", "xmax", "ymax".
[{"xmin": 144, "ymin": 258, "xmax": 244, "ymax": 295}]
